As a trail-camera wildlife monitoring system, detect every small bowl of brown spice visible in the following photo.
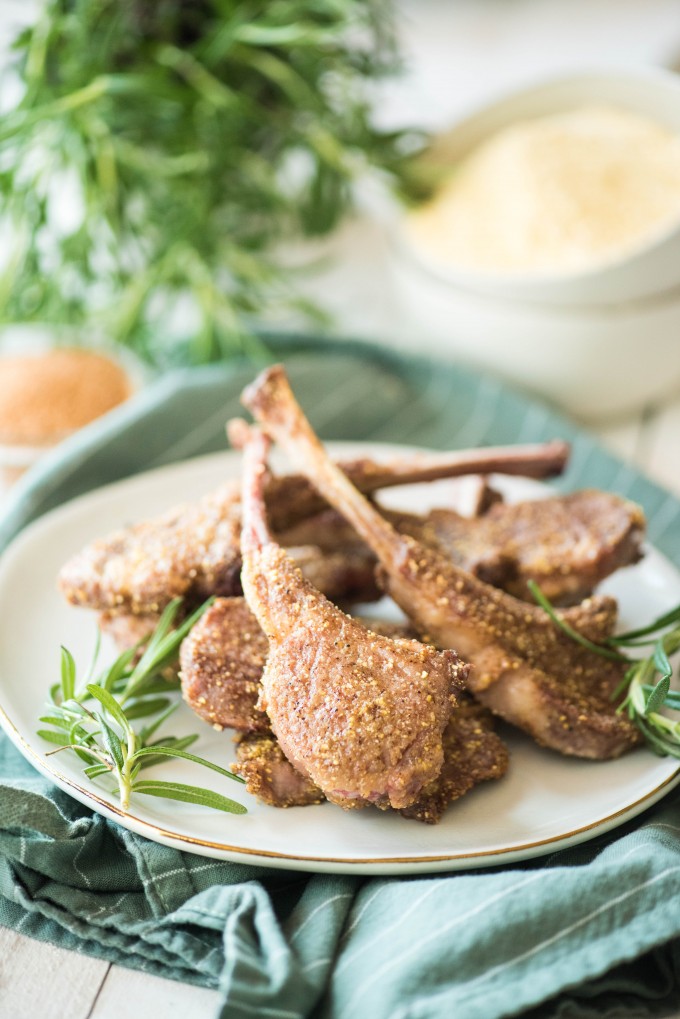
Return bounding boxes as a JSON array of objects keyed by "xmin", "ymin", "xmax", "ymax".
[{"xmin": 0, "ymin": 346, "xmax": 135, "ymax": 486}]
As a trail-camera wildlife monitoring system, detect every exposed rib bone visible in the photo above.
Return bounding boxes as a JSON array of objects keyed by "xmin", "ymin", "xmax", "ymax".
[{"xmin": 228, "ymin": 415, "xmax": 569, "ymax": 532}]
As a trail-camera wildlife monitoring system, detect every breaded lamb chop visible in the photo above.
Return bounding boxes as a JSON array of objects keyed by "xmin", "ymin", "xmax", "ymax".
[
  {"xmin": 58, "ymin": 443, "xmax": 568, "ymax": 616},
  {"xmin": 234, "ymin": 416, "xmax": 645, "ymax": 607},
  {"xmin": 239, "ymin": 426, "xmax": 469, "ymax": 810},
  {"xmin": 242, "ymin": 365, "xmax": 640, "ymax": 761},
  {"xmin": 179, "ymin": 596, "xmax": 417, "ymax": 734},
  {"xmin": 277, "ymin": 494, "xmax": 644, "ymax": 608},
  {"xmin": 59, "ymin": 480, "xmax": 381, "ymax": 615},
  {"xmin": 180, "ymin": 595, "xmax": 508, "ymax": 819},
  {"xmin": 180, "ymin": 597, "xmax": 271, "ymax": 733},
  {"xmin": 399, "ymin": 701, "xmax": 509, "ymax": 824},
  {"xmin": 384, "ymin": 489, "xmax": 645, "ymax": 606}
]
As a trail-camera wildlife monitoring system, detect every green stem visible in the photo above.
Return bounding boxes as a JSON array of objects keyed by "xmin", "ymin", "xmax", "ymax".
[
  {"xmin": 119, "ymin": 728, "xmax": 137, "ymax": 811},
  {"xmin": 0, "ymin": 77, "xmax": 112, "ymax": 143}
]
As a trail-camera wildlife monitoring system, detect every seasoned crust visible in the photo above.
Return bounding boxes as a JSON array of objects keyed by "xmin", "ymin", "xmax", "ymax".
[
  {"xmin": 179, "ymin": 597, "xmax": 270, "ymax": 733},
  {"xmin": 59, "ymin": 482, "xmax": 244, "ymax": 614},
  {"xmin": 400, "ymin": 699, "xmax": 509, "ymax": 824},
  {"xmin": 232, "ymin": 733, "xmax": 325, "ymax": 808},
  {"xmin": 388, "ymin": 489, "xmax": 645, "ymax": 606}
]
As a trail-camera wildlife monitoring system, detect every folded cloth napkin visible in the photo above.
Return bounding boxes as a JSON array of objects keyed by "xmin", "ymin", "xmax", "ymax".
[{"xmin": 1, "ymin": 336, "xmax": 679, "ymax": 1019}]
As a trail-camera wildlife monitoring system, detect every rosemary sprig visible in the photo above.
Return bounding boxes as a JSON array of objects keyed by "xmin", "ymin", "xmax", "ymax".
[
  {"xmin": 37, "ymin": 598, "xmax": 246, "ymax": 815},
  {"xmin": 528, "ymin": 581, "xmax": 680, "ymax": 760},
  {"xmin": 0, "ymin": 0, "xmax": 421, "ymax": 365}
]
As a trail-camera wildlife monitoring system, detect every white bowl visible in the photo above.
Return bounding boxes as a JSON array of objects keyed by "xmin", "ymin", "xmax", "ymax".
[
  {"xmin": 386, "ymin": 68, "xmax": 680, "ymax": 420},
  {"xmin": 390, "ymin": 251, "xmax": 680, "ymax": 421},
  {"xmin": 397, "ymin": 67, "xmax": 680, "ymax": 306}
]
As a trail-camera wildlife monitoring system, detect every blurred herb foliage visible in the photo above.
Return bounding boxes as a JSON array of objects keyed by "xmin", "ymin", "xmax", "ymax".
[{"xmin": 0, "ymin": 0, "xmax": 419, "ymax": 365}]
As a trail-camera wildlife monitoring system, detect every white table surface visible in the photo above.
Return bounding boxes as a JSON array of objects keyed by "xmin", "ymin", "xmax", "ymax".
[{"xmin": 3, "ymin": 1, "xmax": 680, "ymax": 1016}]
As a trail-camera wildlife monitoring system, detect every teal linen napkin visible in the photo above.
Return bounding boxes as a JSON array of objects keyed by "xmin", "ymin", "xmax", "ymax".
[{"xmin": 1, "ymin": 335, "xmax": 680, "ymax": 1019}]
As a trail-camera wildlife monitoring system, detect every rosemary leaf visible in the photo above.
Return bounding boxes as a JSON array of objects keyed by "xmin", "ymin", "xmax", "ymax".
[
  {"xmin": 1, "ymin": 0, "xmax": 419, "ymax": 364},
  {"xmin": 38, "ymin": 597, "xmax": 247, "ymax": 817},
  {"xmin": 119, "ymin": 696, "xmax": 173, "ymax": 721},
  {"xmin": 131, "ymin": 745, "xmax": 245, "ymax": 783},
  {"xmin": 530, "ymin": 581, "xmax": 680, "ymax": 760},
  {"xmin": 645, "ymin": 675, "xmax": 672, "ymax": 716},
  {"xmin": 37, "ymin": 729, "xmax": 73, "ymax": 746},
  {"xmin": 38, "ymin": 714, "xmax": 73, "ymax": 730},
  {"xmin": 133, "ymin": 780, "xmax": 247, "ymax": 815},
  {"xmin": 96, "ymin": 714, "xmax": 125, "ymax": 773},
  {"xmin": 653, "ymin": 641, "xmax": 673, "ymax": 682},
  {"xmin": 60, "ymin": 646, "xmax": 76, "ymax": 701},
  {"xmin": 136, "ymin": 735, "xmax": 199, "ymax": 770},
  {"xmin": 607, "ymin": 603, "xmax": 680, "ymax": 644},
  {"xmin": 87, "ymin": 684, "xmax": 133, "ymax": 735}
]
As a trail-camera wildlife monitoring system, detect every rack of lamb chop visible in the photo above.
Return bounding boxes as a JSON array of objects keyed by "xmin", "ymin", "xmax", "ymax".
[
  {"xmin": 238, "ymin": 424, "xmax": 470, "ymax": 811},
  {"xmin": 242, "ymin": 366, "xmax": 640, "ymax": 761}
]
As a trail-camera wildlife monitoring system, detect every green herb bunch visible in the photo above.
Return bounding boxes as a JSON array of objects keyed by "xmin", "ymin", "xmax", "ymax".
[
  {"xmin": 38, "ymin": 598, "xmax": 247, "ymax": 815},
  {"xmin": 0, "ymin": 0, "xmax": 418, "ymax": 365},
  {"xmin": 529, "ymin": 581, "xmax": 680, "ymax": 759}
]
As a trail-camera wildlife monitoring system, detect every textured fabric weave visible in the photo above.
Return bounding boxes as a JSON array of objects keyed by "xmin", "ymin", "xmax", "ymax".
[{"xmin": 1, "ymin": 336, "xmax": 679, "ymax": 1019}]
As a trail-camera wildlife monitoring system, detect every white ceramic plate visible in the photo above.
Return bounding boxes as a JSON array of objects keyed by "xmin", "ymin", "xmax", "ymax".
[{"xmin": 0, "ymin": 445, "xmax": 679, "ymax": 875}]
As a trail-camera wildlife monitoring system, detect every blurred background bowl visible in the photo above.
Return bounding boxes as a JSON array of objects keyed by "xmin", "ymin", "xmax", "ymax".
[{"xmin": 387, "ymin": 67, "xmax": 680, "ymax": 420}]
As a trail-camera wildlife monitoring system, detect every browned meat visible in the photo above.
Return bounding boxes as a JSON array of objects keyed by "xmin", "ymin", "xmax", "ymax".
[
  {"xmin": 59, "ymin": 482, "xmax": 244, "ymax": 614},
  {"xmin": 287, "ymin": 544, "xmax": 379, "ymax": 604},
  {"xmin": 232, "ymin": 733, "xmax": 325, "ymax": 808},
  {"xmin": 282, "ymin": 489, "xmax": 643, "ymax": 607},
  {"xmin": 179, "ymin": 595, "xmax": 418, "ymax": 734},
  {"xmin": 242, "ymin": 365, "xmax": 639, "ymax": 761},
  {"xmin": 277, "ymin": 508, "xmax": 372, "ymax": 556},
  {"xmin": 239, "ymin": 426, "xmax": 468, "ymax": 810},
  {"xmin": 387, "ymin": 490, "xmax": 644, "ymax": 605},
  {"xmin": 59, "ymin": 442, "xmax": 568, "ymax": 616},
  {"xmin": 233, "ymin": 697, "xmax": 508, "ymax": 821},
  {"xmin": 180, "ymin": 597, "xmax": 270, "ymax": 733},
  {"xmin": 400, "ymin": 699, "xmax": 509, "ymax": 824},
  {"xmin": 60, "ymin": 495, "xmax": 378, "ymax": 619}
]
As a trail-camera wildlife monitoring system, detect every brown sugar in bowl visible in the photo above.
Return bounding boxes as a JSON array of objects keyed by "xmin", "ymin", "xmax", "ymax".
[{"xmin": 0, "ymin": 348, "xmax": 133, "ymax": 484}]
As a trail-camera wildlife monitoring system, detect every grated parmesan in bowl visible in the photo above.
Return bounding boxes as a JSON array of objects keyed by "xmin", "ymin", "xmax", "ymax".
[
  {"xmin": 405, "ymin": 106, "xmax": 680, "ymax": 278},
  {"xmin": 385, "ymin": 69, "xmax": 680, "ymax": 419}
]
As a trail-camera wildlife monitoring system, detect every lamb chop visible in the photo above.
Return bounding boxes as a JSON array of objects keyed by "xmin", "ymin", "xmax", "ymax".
[
  {"xmin": 384, "ymin": 488, "xmax": 645, "ymax": 605},
  {"xmin": 59, "ymin": 442, "xmax": 568, "ymax": 617},
  {"xmin": 239, "ymin": 425, "xmax": 469, "ymax": 810},
  {"xmin": 242, "ymin": 366, "xmax": 640, "ymax": 761},
  {"xmin": 399, "ymin": 701, "xmax": 509, "ymax": 823},
  {"xmin": 180, "ymin": 597, "xmax": 271, "ymax": 733},
  {"xmin": 179, "ymin": 596, "xmax": 417, "ymax": 733},
  {"xmin": 233, "ymin": 416, "xmax": 645, "ymax": 608}
]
